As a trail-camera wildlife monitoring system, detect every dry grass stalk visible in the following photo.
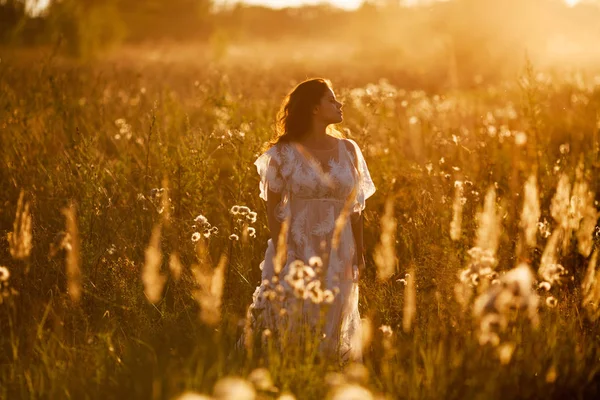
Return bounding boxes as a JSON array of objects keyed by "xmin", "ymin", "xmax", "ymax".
[
  {"xmin": 7, "ymin": 190, "xmax": 32, "ymax": 260},
  {"xmin": 143, "ymin": 224, "xmax": 165, "ymax": 304},
  {"xmin": 374, "ymin": 198, "xmax": 397, "ymax": 281},
  {"xmin": 550, "ymin": 174, "xmax": 571, "ymax": 251},
  {"xmin": 273, "ymin": 217, "xmax": 289, "ymax": 275},
  {"xmin": 450, "ymin": 181, "xmax": 465, "ymax": 241},
  {"xmin": 520, "ymin": 175, "xmax": 540, "ymax": 248},
  {"xmin": 582, "ymin": 249, "xmax": 600, "ymax": 321},
  {"xmin": 403, "ymin": 267, "xmax": 416, "ymax": 333},
  {"xmin": 475, "ymin": 186, "xmax": 501, "ymax": 254},
  {"xmin": 571, "ymin": 175, "xmax": 598, "ymax": 257},
  {"xmin": 538, "ymin": 229, "xmax": 565, "ymax": 286},
  {"xmin": 161, "ymin": 178, "xmax": 171, "ymax": 225},
  {"xmin": 169, "ymin": 252, "xmax": 182, "ymax": 281},
  {"xmin": 192, "ymin": 251, "xmax": 228, "ymax": 327},
  {"xmin": 62, "ymin": 205, "xmax": 81, "ymax": 303}
]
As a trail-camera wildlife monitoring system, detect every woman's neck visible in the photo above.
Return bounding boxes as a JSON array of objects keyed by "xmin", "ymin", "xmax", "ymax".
[{"xmin": 302, "ymin": 122, "xmax": 329, "ymax": 144}]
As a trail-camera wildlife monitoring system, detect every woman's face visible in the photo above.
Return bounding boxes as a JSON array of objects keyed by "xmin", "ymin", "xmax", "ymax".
[{"xmin": 313, "ymin": 87, "xmax": 343, "ymax": 125}]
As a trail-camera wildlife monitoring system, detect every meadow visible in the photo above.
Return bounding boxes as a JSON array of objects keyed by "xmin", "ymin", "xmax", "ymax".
[{"xmin": 1, "ymin": 44, "xmax": 600, "ymax": 399}]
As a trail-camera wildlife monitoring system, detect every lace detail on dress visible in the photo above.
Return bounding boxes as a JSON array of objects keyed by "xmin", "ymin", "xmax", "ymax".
[
  {"xmin": 344, "ymin": 139, "xmax": 376, "ymax": 214},
  {"xmin": 312, "ymin": 205, "xmax": 335, "ymax": 237},
  {"xmin": 291, "ymin": 205, "xmax": 308, "ymax": 247},
  {"xmin": 255, "ymin": 145, "xmax": 285, "ymax": 201}
]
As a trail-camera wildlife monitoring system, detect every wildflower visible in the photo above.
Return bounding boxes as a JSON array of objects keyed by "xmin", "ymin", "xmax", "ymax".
[
  {"xmin": 7, "ymin": 191, "xmax": 32, "ymax": 260},
  {"xmin": 329, "ymin": 384, "xmax": 374, "ymax": 400},
  {"xmin": 247, "ymin": 227, "xmax": 256, "ymax": 238},
  {"xmin": 473, "ymin": 264, "xmax": 539, "ymax": 346},
  {"xmin": 213, "ymin": 377, "xmax": 255, "ymax": 400},
  {"xmin": 538, "ymin": 281, "xmax": 551, "ymax": 291},
  {"xmin": 538, "ymin": 219, "xmax": 552, "ymax": 238},
  {"xmin": 246, "ymin": 211, "xmax": 257, "ymax": 223},
  {"xmin": 514, "ymin": 131, "xmax": 527, "ymax": 146},
  {"xmin": 546, "ymin": 296, "xmax": 558, "ymax": 308},
  {"xmin": 323, "ymin": 289, "xmax": 335, "ymax": 304},
  {"xmin": 247, "ymin": 368, "xmax": 275, "ymax": 392},
  {"xmin": 498, "ymin": 342, "xmax": 515, "ymax": 365},
  {"xmin": 308, "ymin": 256, "xmax": 323, "ymax": 268},
  {"xmin": 306, "ymin": 280, "xmax": 324, "ymax": 304},
  {"xmin": 285, "ymin": 260, "xmax": 316, "ymax": 285},
  {"xmin": 203, "ymin": 230, "xmax": 211, "ymax": 239},
  {"xmin": 379, "ymin": 325, "xmax": 393, "ymax": 337},
  {"xmin": 191, "ymin": 232, "xmax": 201, "ymax": 242},
  {"xmin": 0, "ymin": 266, "xmax": 9, "ymax": 282},
  {"xmin": 229, "ymin": 234, "xmax": 239, "ymax": 241},
  {"xmin": 194, "ymin": 214, "xmax": 210, "ymax": 226}
]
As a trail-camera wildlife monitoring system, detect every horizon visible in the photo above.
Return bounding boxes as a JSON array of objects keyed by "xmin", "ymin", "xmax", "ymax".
[{"xmin": 27, "ymin": 0, "xmax": 587, "ymax": 17}]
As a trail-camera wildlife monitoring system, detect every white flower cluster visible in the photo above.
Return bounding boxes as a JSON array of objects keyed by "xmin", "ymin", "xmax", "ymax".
[
  {"xmin": 230, "ymin": 205, "xmax": 257, "ymax": 241},
  {"xmin": 459, "ymin": 247, "xmax": 499, "ymax": 287},
  {"xmin": 473, "ymin": 264, "xmax": 539, "ymax": 348},
  {"xmin": 191, "ymin": 214, "xmax": 218, "ymax": 241}
]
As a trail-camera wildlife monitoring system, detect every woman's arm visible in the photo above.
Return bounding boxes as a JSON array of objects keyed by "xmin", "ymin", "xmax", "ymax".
[
  {"xmin": 351, "ymin": 211, "xmax": 365, "ymax": 272},
  {"xmin": 266, "ymin": 189, "xmax": 283, "ymax": 248}
]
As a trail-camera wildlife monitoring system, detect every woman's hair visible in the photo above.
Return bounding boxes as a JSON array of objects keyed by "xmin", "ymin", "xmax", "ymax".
[{"xmin": 264, "ymin": 78, "xmax": 343, "ymax": 150}]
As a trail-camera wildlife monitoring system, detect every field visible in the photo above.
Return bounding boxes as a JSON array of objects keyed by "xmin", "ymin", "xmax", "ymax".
[{"xmin": 1, "ymin": 42, "xmax": 600, "ymax": 399}]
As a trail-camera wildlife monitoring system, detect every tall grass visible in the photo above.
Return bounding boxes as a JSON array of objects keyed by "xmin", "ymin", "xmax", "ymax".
[{"xmin": 1, "ymin": 48, "xmax": 600, "ymax": 399}]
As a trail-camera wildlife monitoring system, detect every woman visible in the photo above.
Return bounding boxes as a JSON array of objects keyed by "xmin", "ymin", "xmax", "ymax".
[{"xmin": 248, "ymin": 78, "xmax": 375, "ymax": 363}]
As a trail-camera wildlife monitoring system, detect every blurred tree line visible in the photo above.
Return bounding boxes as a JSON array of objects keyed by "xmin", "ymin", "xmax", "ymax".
[
  {"xmin": 1, "ymin": 0, "xmax": 599, "ymax": 74},
  {"xmin": 0, "ymin": 0, "xmax": 213, "ymax": 57}
]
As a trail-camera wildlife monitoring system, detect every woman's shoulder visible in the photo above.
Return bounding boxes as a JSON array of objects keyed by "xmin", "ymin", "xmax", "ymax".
[{"xmin": 340, "ymin": 138, "xmax": 360, "ymax": 159}]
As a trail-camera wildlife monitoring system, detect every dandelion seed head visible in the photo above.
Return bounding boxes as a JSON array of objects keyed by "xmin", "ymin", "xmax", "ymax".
[
  {"xmin": 330, "ymin": 384, "xmax": 374, "ymax": 400},
  {"xmin": 379, "ymin": 324, "xmax": 393, "ymax": 337},
  {"xmin": 514, "ymin": 131, "xmax": 527, "ymax": 146},
  {"xmin": 247, "ymin": 368, "xmax": 274, "ymax": 392},
  {"xmin": 213, "ymin": 377, "xmax": 256, "ymax": 400},
  {"xmin": 538, "ymin": 281, "xmax": 551, "ymax": 291},
  {"xmin": 546, "ymin": 296, "xmax": 558, "ymax": 308},
  {"xmin": 308, "ymin": 256, "xmax": 323, "ymax": 268},
  {"xmin": 0, "ymin": 266, "xmax": 9, "ymax": 282},
  {"xmin": 498, "ymin": 342, "xmax": 515, "ymax": 364},
  {"xmin": 194, "ymin": 214, "xmax": 209, "ymax": 226}
]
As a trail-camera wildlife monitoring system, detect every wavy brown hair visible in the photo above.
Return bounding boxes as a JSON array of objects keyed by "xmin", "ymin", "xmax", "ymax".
[{"xmin": 265, "ymin": 78, "xmax": 343, "ymax": 151}]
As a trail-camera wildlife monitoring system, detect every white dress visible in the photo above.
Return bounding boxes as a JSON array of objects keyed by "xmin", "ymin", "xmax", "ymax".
[{"xmin": 248, "ymin": 138, "xmax": 375, "ymax": 362}]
